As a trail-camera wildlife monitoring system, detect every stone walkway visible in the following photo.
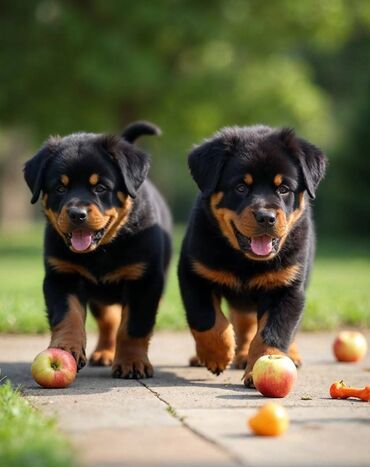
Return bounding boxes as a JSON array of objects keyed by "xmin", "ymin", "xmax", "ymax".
[{"xmin": 1, "ymin": 331, "xmax": 369, "ymax": 466}]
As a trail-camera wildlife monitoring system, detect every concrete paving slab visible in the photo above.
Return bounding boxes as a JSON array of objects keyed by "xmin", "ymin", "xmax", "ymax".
[
  {"xmin": 146, "ymin": 331, "xmax": 370, "ymax": 467},
  {"xmin": 0, "ymin": 333, "xmax": 238, "ymax": 466},
  {"xmin": 0, "ymin": 331, "xmax": 369, "ymax": 466},
  {"xmin": 73, "ymin": 427, "xmax": 238, "ymax": 467}
]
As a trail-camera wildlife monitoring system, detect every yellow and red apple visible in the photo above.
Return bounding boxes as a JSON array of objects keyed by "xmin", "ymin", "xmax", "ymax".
[
  {"xmin": 252, "ymin": 354, "xmax": 297, "ymax": 398},
  {"xmin": 333, "ymin": 331, "xmax": 367, "ymax": 363},
  {"xmin": 31, "ymin": 348, "xmax": 77, "ymax": 388},
  {"xmin": 248, "ymin": 402, "xmax": 289, "ymax": 436}
]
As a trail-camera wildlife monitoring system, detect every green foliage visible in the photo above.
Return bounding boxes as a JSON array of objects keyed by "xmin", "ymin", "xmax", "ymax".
[
  {"xmin": 0, "ymin": 225, "xmax": 369, "ymax": 334},
  {"xmin": 1, "ymin": 0, "xmax": 370, "ymax": 222},
  {"xmin": 0, "ymin": 381, "xmax": 77, "ymax": 467},
  {"xmin": 1, "ymin": 0, "xmax": 349, "ymax": 140}
]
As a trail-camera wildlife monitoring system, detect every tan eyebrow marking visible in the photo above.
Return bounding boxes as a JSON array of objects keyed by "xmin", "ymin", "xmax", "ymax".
[
  {"xmin": 89, "ymin": 174, "xmax": 99, "ymax": 185},
  {"xmin": 274, "ymin": 174, "xmax": 283, "ymax": 186},
  {"xmin": 61, "ymin": 175, "xmax": 69, "ymax": 186},
  {"xmin": 244, "ymin": 173, "xmax": 253, "ymax": 185}
]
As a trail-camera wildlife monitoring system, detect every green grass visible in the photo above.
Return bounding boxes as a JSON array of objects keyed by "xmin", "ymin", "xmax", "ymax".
[
  {"xmin": 0, "ymin": 224, "xmax": 369, "ymax": 333},
  {"xmin": 0, "ymin": 381, "xmax": 77, "ymax": 467}
]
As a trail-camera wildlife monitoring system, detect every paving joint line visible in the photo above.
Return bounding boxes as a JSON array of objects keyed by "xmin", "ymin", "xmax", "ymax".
[{"xmin": 138, "ymin": 379, "xmax": 245, "ymax": 466}]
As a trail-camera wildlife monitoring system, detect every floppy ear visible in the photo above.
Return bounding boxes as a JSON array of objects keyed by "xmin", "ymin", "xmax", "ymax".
[
  {"xmin": 24, "ymin": 145, "xmax": 53, "ymax": 204},
  {"xmin": 280, "ymin": 128, "xmax": 327, "ymax": 199},
  {"xmin": 104, "ymin": 137, "xmax": 150, "ymax": 198},
  {"xmin": 188, "ymin": 138, "xmax": 226, "ymax": 197}
]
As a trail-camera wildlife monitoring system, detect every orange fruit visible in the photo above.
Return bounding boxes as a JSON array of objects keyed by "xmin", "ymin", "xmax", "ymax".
[{"xmin": 248, "ymin": 402, "xmax": 289, "ymax": 436}]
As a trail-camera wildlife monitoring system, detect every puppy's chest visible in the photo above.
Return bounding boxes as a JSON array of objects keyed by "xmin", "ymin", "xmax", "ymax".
[
  {"xmin": 47, "ymin": 253, "xmax": 147, "ymax": 286},
  {"xmin": 191, "ymin": 258, "xmax": 301, "ymax": 293}
]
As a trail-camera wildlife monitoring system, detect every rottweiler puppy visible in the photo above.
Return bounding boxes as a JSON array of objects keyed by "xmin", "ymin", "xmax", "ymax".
[
  {"xmin": 24, "ymin": 121, "xmax": 171, "ymax": 379},
  {"xmin": 178, "ymin": 125, "xmax": 326, "ymax": 386}
]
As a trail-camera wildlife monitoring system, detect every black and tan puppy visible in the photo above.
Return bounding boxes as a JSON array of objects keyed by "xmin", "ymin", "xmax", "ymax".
[
  {"xmin": 178, "ymin": 125, "xmax": 326, "ymax": 386},
  {"xmin": 24, "ymin": 121, "xmax": 171, "ymax": 379}
]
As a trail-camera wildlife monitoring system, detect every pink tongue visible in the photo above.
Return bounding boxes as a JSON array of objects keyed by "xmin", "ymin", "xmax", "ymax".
[
  {"xmin": 251, "ymin": 235, "xmax": 273, "ymax": 256},
  {"xmin": 71, "ymin": 230, "xmax": 93, "ymax": 252}
]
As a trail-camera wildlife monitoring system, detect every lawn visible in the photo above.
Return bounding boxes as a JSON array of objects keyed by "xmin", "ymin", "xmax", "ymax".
[
  {"xmin": 0, "ymin": 224, "xmax": 369, "ymax": 333},
  {"xmin": 0, "ymin": 381, "xmax": 77, "ymax": 466}
]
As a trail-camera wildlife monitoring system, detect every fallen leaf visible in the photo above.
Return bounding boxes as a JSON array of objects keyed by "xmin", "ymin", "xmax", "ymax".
[{"xmin": 301, "ymin": 395, "xmax": 313, "ymax": 400}]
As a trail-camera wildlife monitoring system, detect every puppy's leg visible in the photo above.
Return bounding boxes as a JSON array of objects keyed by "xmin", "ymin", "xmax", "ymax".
[
  {"xmin": 112, "ymin": 269, "xmax": 164, "ymax": 379},
  {"xmin": 44, "ymin": 271, "xmax": 87, "ymax": 371},
  {"xmin": 229, "ymin": 308, "xmax": 257, "ymax": 369},
  {"xmin": 89, "ymin": 302, "xmax": 121, "ymax": 367},
  {"xmin": 288, "ymin": 340, "xmax": 303, "ymax": 368},
  {"xmin": 243, "ymin": 286, "xmax": 304, "ymax": 387},
  {"xmin": 189, "ymin": 308, "xmax": 246, "ymax": 369},
  {"xmin": 179, "ymin": 261, "xmax": 235, "ymax": 375}
]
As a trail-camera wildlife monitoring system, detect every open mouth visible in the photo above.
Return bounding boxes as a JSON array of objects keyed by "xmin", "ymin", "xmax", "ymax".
[
  {"xmin": 64, "ymin": 220, "xmax": 112, "ymax": 252},
  {"xmin": 231, "ymin": 222, "xmax": 280, "ymax": 258}
]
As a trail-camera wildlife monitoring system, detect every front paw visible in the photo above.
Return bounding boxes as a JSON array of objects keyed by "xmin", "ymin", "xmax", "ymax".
[
  {"xmin": 112, "ymin": 355, "xmax": 154, "ymax": 379},
  {"xmin": 50, "ymin": 343, "xmax": 87, "ymax": 371},
  {"xmin": 90, "ymin": 349, "xmax": 115, "ymax": 367},
  {"xmin": 193, "ymin": 324, "xmax": 235, "ymax": 376},
  {"xmin": 243, "ymin": 369, "xmax": 255, "ymax": 388},
  {"xmin": 189, "ymin": 355, "xmax": 203, "ymax": 367},
  {"xmin": 288, "ymin": 343, "xmax": 303, "ymax": 368},
  {"xmin": 199, "ymin": 354, "xmax": 232, "ymax": 376}
]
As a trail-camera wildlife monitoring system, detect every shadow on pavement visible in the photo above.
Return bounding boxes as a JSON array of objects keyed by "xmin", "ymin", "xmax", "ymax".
[{"xmin": 0, "ymin": 361, "xmax": 254, "ymax": 396}]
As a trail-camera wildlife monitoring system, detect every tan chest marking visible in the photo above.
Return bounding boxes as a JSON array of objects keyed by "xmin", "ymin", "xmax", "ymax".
[
  {"xmin": 248, "ymin": 264, "xmax": 301, "ymax": 289},
  {"xmin": 48, "ymin": 257, "xmax": 98, "ymax": 284},
  {"xmin": 48, "ymin": 257, "xmax": 146, "ymax": 284},
  {"xmin": 192, "ymin": 260, "xmax": 242, "ymax": 290},
  {"xmin": 192, "ymin": 259, "xmax": 300, "ymax": 291},
  {"xmin": 102, "ymin": 262, "xmax": 147, "ymax": 283}
]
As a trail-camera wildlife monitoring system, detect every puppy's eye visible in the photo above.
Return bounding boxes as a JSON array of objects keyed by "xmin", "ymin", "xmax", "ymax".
[
  {"xmin": 277, "ymin": 185, "xmax": 290, "ymax": 195},
  {"xmin": 235, "ymin": 183, "xmax": 248, "ymax": 194},
  {"xmin": 94, "ymin": 184, "xmax": 107, "ymax": 194},
  {"xmin": 56, "ymin": 185, "xmax": 66, "ymax": 194}
]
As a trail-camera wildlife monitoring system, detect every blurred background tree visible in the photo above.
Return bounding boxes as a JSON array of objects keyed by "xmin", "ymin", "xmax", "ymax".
[{"xmin": 0, "ymin": 0, "xmax": 369, "ymax": 237}]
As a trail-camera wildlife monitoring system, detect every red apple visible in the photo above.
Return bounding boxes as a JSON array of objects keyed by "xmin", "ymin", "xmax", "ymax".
[
  {"xmin": 252, "ymin": 355, "xmax": 297, "ymax": 398},
  {"xmin": 31, "ymin": 348, "xmax": 77, "ymax": 388},
  {"xmin": 333, "ymin": 331, "xmax": 367, "ymax": 362}
]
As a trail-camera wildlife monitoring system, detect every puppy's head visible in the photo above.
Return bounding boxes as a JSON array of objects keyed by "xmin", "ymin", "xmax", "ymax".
[
  {"xmin": 189, "ymin": 125, "xmax": 326, "ymax": 261},
  {"xmin": 24, "ymin": 129, "xmax": 152, "ymax": 253}
]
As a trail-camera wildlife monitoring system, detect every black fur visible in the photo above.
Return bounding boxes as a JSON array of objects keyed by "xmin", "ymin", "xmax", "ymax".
[
  {"xmin": 179, "ymin": 125, "xmax": 326, "ymax": 372},
  {"xmin": 24, "ymin": 121, "xmax": 172, "ymax": 377},
  {"xmin": 103, "ymin": 136, "xmax": 151, "ymax": 198}
]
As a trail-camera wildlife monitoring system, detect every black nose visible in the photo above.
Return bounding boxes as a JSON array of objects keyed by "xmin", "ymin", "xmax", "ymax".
[
  {"xmin": 254, "ymin": 209, "xmax": 276, "ymax": 226},
  {"xmin": 67, "ymin": 207, "xmax": 88, "ymax": 224}
]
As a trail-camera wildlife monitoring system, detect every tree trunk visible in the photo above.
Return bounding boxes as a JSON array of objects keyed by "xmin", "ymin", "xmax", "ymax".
[{"xmin": 0, "ymin": 130, "xmax": 34, "ymax": 232}]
